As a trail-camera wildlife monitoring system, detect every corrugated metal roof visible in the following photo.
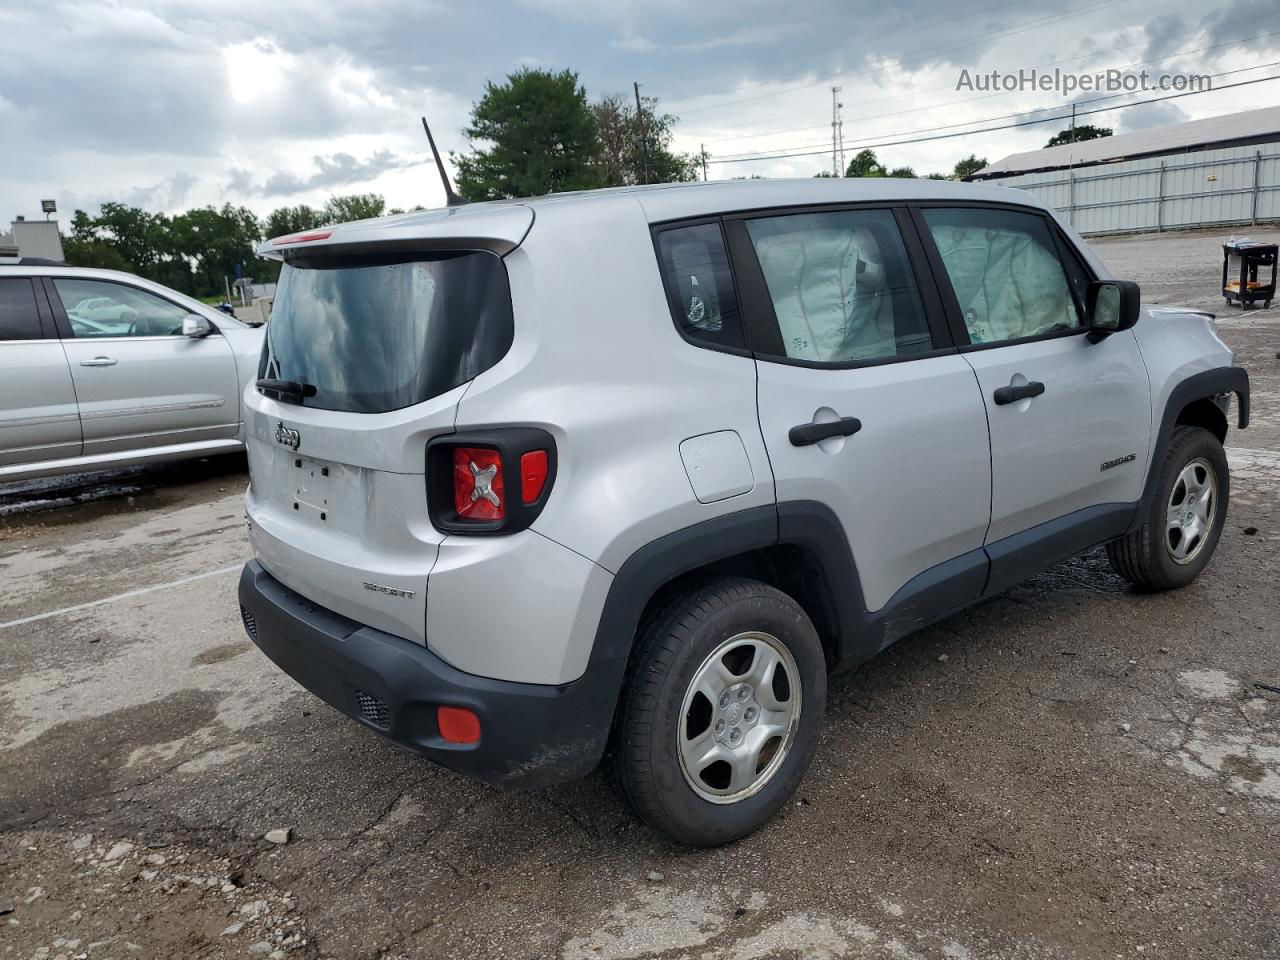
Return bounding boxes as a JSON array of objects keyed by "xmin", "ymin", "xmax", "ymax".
[{"xmin": 975, "ymin": 106, "xmax": 1280, "ymax": 177}]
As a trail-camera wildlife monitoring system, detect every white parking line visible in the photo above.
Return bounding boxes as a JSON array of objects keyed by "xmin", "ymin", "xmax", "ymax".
[{"xmin": 0, "ymin": 564, "xmax": 243, "ymax": 631}]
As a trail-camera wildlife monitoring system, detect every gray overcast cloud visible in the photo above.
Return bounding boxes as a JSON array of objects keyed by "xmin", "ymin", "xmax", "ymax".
[{"xmin": 1, "ymin": 0, "xmax": 1276, "ymax": 222}]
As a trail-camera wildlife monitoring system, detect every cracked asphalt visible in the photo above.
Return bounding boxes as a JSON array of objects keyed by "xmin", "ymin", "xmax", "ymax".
[{"xmin": 1, "ymin": 228, "xmax": 1278, "ymax": 960}]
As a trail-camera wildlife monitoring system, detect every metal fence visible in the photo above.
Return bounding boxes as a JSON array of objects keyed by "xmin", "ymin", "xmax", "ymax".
[{"xmin": 983, "ymin": 140, "xmax": 1280, "ymax": 236}]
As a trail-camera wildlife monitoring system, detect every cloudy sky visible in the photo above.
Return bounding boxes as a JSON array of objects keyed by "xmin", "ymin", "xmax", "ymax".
[{"xmin": 1, "ymin": 0, "xmax": 1277, "ymax": 226}]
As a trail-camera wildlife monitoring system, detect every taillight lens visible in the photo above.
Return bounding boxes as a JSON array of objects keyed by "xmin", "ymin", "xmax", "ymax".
[
  {"xmin": 426, "ymin": 428, "xmax": 556, "ymax": 535},
  {"xmin": 452, "ymin": 447, "xmax": 504, "ymax": 521},
  {"xmin": 520, "ymin": 450, "xmax": 549, "ymax": 503}
]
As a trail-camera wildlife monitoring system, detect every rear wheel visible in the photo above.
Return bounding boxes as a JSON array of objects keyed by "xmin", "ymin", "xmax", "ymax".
[
  {"xmin": 609, "ymin": 577, "xmax": 826, "ymax": 847},
  {"xmin": 1106, "ymin": 425, "xmax": 1229, "ymax": 590}
]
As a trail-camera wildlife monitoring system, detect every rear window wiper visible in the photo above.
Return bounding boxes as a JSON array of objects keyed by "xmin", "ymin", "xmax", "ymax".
[{"xmin": 256, "ymin": 378, "xmax": 318, "ymax": 404}]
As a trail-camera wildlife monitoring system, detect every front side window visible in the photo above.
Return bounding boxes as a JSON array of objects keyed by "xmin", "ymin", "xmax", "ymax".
[
  {"xmin": 744, "ymin": 209, "xmax": 933, "ymax": 363},
  {"xmin": 52, "ymin": 278, "xmax": 192, "ymax": 338},
  {"xmin": 923, "ymin": 207, "xmax": 1083, "ymax": 345},
  {"xmin": 0, "ymin": 278, "xmax": 43, "ymax": 340},
  {"xmin": 655, "ymin": 223, "xmax": 744, "ymax": 350}
]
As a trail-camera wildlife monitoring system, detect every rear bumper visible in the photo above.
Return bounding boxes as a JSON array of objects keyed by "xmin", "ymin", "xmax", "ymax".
[{"xmin": 238, "ymin": 561, "xmax": 624, "ymax": 788}]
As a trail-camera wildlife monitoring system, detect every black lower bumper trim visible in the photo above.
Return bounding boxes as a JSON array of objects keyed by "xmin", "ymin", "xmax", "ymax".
[{"xmin": 238, "ymin": 561, "xmax": 623, "ymax": 789}]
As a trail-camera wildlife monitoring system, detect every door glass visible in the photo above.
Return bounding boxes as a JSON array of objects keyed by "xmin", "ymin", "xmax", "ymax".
[
  {"xmin": 744, "ymin": 209, "xmax": 932, "ymax": 363},
  {"xmin": 923, "ymin": 208, "xmax": 1083, "ymax": 345},
  {"xmin": 53, "ymin": 278, "xmax": 193, "ymax": 338},
  {"xmin": 0, "ymin": 278, "xmax": 43, "ymax": 340},
  {"xmin": 655, "ymin": 223, "xmax": 744, "ymax": 350}
]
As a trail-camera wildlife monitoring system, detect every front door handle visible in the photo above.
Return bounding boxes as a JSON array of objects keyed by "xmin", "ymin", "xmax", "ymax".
[
  {"xmin": 789, "ymin": 416, "xmax": 862, "ymax": 446},
  {"xmin": 80, "ymin": 356, "xmax": 118, "ymax": 367},
  {"xmin": 993, "ymin": 381, "xmax": 1045, "ymax": 405}
]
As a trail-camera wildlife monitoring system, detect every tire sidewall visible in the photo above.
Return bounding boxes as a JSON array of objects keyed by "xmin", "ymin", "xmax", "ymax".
[
  {"xmin": 644, "ymin": 590, "xmax": 826, "ymax": 846},
  {"xmin": 1146, "ymin": 427, "xmax": 1230, "ymax": 586}
]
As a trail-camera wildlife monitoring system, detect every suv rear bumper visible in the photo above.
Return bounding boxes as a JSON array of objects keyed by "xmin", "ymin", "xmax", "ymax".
[{"xmin": 238, "ymin": 561, "xmax": 622, "ymax": 788}]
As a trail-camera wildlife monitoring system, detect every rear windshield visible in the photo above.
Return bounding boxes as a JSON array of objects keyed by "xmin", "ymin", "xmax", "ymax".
[{"xmin": 260, "ymin": 251, "xmax": 514, "ymax": 413}]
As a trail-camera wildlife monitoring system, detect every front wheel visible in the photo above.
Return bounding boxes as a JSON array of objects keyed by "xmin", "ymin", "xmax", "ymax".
[
  {"xmin": 609, "ymin": 577, "xmax": 826, "ymax": 847},
  {"xmin": 1106, "ymin": 425, "xmax": 1229, "ymax": 590}
]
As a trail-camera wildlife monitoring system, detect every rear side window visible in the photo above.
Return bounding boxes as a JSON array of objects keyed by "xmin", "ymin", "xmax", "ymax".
[
  {"xmin": 922, "ymin": 207, "xmax": 1083, "ymax": 345},
  {"xmin": 744, "ymin": 209, "xmax": 933, "ymax": 364},
  {"xmin": 260, "ymin": 252, "xmax": 513, "ymax": 413},
  {"xmin": 0, "ymin": 278, "xmax": 43, "ymax": 340},
  {"xmin": 655, "ymin": 223, "xmax": 744, "ymax": 350}
]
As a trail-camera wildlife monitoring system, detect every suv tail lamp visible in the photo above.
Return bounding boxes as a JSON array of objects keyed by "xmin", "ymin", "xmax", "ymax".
[{"xmin": 427, "ymin": 428, "xmax": 557, "ymax": 534}]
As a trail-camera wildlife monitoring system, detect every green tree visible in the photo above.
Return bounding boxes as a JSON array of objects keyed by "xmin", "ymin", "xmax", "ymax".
[
  {"xmin": 886, "ymin": 166, "xmax": 917, "ymax": 178},
  {"xmin": 844, "ymin": 149, "xmax": 886, "ymax": 178},
  {"xmin": 264, "ymin": 204, "xmax": 325, "ymax": 238},
  {"xmin": 592, "ymin": 92, "xmax": 698, "ymax": 186},
  {"xmin": 454, "ymin": 67, "xmax": 600, "ymax": 200},
  {"xmin": 323, "ymin": 193, "xmax": 386, "ymax": 224},
  {"xmin": 813, "ymin": 170, "xmax": 837, "ymax": 177},
  {"xmin": 952, "ymin": 155, "xmax": 988, "ymax": 179},
  {"xmin": 92, "ymin": 202, "xmax": 166, "ymax": 274},
  {"xmin": 1045, "ymin": 124, "xmax": 1112, "ymax": 147},
  {"xmin": 170, "ymin": 204, "xmax": 263, "ymax": 294}
]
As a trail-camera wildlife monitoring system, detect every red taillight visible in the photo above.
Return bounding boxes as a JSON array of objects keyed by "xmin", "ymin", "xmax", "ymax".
[
  {"xmin": 437, "ymin": 705, "xmax": 481, "ymax": 744},
  {"xmin": 452, "ymin": 447, "xmax": 504, "ymax": 521},
  {"xmin": 519, "ymin": 450, "xmax": 549, "ymax": 503}
]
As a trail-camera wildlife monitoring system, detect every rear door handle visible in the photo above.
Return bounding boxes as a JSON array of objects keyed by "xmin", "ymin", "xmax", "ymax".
[
  {"xmin": 80, "ymin": 357, "xmax": 118, "ymax": 367},
  {"xmin": 789, "ymin": 416, "xmax": 862, "ymax": 446},
  {"xmin": 993, "ymin": 381, "xmax": 1045, "ymax": 405}
]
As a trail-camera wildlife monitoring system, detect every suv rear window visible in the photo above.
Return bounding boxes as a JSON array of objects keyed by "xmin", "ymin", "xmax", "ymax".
[{"xmin": 260, "ymin": 252, "xmax": 514, "ymax": 413}]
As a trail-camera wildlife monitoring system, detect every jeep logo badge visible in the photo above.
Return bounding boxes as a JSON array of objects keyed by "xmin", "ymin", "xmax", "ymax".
[{"xmin": 274, "ymin": 422, "xmax": 301, "ymax": 450}]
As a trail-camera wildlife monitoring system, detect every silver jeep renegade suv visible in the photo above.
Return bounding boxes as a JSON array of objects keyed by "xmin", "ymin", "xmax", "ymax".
[{"xmin": 238, "ymin": 179, "xmax": 1249, "ymax": 846}]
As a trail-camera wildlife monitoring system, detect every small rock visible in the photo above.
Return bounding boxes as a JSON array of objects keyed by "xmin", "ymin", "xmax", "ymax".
[
  {"xmin": 71, "ymin": 835, "xmax": 92, "ymax": 851},
  {"xmin": 0, "ymin": 897, "xmax": 13, "ymax": 916},
  {"xmin": 937, "ymin": 653, "xmax": 949, "ymax": 662},
  {"xmin": 1216, "ymin": 806, "xmax": 1228, "ymax": 816},
  {"xmin": 1159, "ymin": 647, "xmax": 1169, "ymax": 654},
  {"xmin": 1242, "ymin": 526, "xmax": 1258, "ymax": 536},
  {"xmin": 221, "ymin": 883, "xmax": 237, "ymax": 894},
  {"xmin": 103, "ymin": 842, "xmax": 134, "ymax": 862},
  {"xmin": 221, "ymin": 922, "xmax": 245, "ymax": 937},
  {"xmin": 1120, "ymin": 723, "xmax": 1132, "ymax": 733},
  {"xmin": 144, "ymin": 854, "xmax": 166, "ymax": 866},
  {"xmin": 264, "ymin": 829, "xmax": 291, "ymax": 846},
  {"xmin": 646, "ymin": 871, "xmax": 665, "ymax": 883},
  {"xmin": 139, "ymin": 870, "xmax": 158, "ymax": 882},
  {"xmin": 240, "ymin": 899, "xmax": 269, "ymax": 919},
  {"xmin": 248, "ymin": 943, "xmax": 273, "ymax": 956}
]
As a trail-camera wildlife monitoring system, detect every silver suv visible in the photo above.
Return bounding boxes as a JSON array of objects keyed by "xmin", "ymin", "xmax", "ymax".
[
  {"xmin": 237, "ymin": 180, "xmax": 1249, "ymax": 846},
  {"xmin": 0, "ymin": 266, "xmax": 264, "ymax": 481}
]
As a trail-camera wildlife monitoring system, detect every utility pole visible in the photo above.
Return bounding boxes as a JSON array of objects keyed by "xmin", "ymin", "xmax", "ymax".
[
  {"xmin": 831, "ymin": 86, "xmax": 844, "ymax": 176},
  {"xmin": 634, "ymin": 81, "xmax": 650, "ymax": 185},
  {"xmin": 700, "ymin": 143, "xmax": 709, "ymax": 181}
]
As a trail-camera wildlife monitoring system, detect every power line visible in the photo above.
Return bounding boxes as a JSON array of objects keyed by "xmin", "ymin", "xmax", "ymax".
[
  {"xmin": 712, "ymin": 59, "xmax": 1280, "ymax": 162},
  {"xmin": 705, "ymin": 70, "xmax": 1280, "ymax": 165}
]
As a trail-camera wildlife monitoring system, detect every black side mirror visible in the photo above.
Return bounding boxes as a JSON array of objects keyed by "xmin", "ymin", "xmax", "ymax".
[{"xmin": 1086, "ymin": 280, "xmax": 1141, "ymax": 343}]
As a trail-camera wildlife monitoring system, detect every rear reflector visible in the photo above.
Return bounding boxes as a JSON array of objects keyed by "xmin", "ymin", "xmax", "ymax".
[
  {"xmin": 452, "ymin": 447, "xmax": 504, "ymax": 521},
  {"xmin": 272, "ymin": 230, "xmax": 332, "ymax": 246},
  {"xmin": 437, "ymin": 706, "xmax": 481, "ymax": 744},
  {"xmin": 520, "ymin": 450, "xmax": 549, "ymax": 503}
]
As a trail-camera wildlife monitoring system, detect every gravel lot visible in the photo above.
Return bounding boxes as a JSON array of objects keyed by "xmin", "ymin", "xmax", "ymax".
[{"xmin": 1, "ymin": 227, "xmax": 1277, "ymax": 960}]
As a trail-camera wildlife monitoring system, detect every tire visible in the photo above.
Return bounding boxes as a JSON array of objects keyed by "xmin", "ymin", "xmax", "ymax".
[
  {"xmin": 1106, "ymin": 425, "xmax": 1229, "ymax": 590},
  {"xmin": 609, "ymin": 577, "xmax": 826, "ymax": 847}
]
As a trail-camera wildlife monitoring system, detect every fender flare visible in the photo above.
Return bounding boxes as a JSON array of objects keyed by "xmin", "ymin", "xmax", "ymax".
[{"xmin": 1133, "ymin": 366, "xmax": 1249, "ymax": 529}]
